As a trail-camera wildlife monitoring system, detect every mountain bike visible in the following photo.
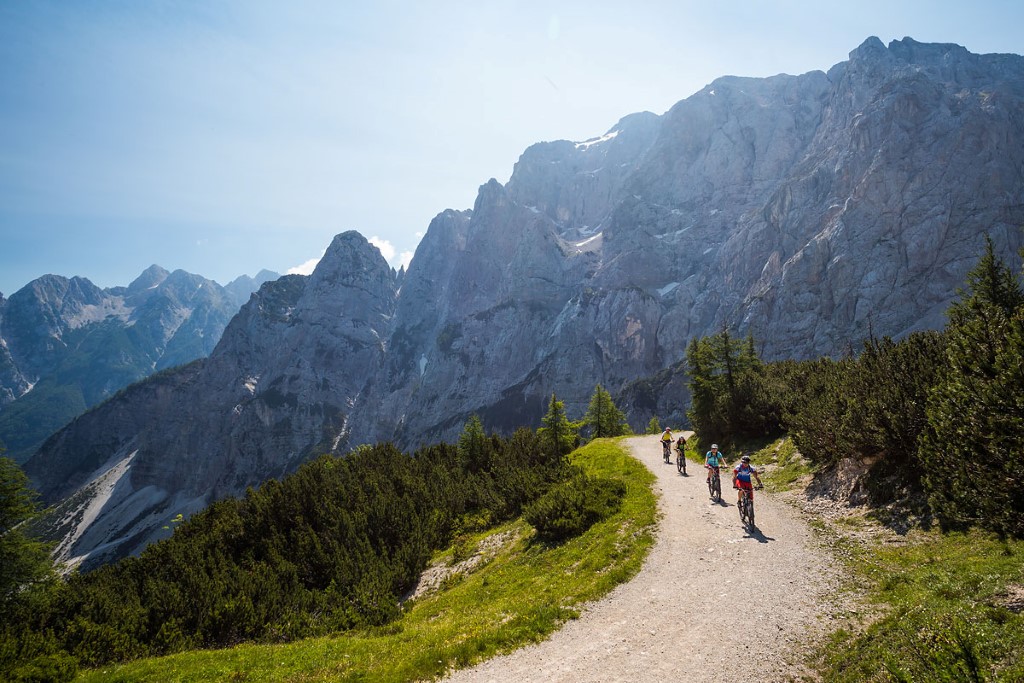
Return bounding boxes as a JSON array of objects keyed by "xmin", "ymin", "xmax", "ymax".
[
  {"xmin": 737, "ymin": 484, "xmax": 763, "ymax": 531},
  {"xmin": 706, "ymin": 466, "xmax": 722, "ymax": 501},
  {"xmin": 675, "ymin": 446, "xmax": 686, "ymax": 475}
]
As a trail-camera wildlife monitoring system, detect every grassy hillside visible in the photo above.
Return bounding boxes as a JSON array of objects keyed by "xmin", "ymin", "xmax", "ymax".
[{"xmin": 74, "ymin": 438, "xmax": 657, "ymax": 682}]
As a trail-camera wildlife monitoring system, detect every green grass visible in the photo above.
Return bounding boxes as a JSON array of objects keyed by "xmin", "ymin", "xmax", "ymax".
[
  {"xmin": 75, "ymin": 438, "xmax": 657, "ymax": 682},
  {"xmin": 746, "ymin": 436, "xmax": 813, "ymax": 492},
  {"xmin": 815, "ymin": 530, "xmax": 1024, "ymax": 682}
]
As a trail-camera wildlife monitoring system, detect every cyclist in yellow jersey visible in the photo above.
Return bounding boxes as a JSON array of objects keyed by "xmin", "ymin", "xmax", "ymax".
[{"xmin": 660, "ymin": 428, "xmax": 674, "ymax": 462}]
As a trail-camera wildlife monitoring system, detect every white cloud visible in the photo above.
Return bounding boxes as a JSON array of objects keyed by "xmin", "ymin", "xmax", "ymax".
[
  {"xmin": 370, "ymin": 235, "xmax": 414, "ymax": 270},
  {"xmin": 285, "ymin": 239, "xmax": 412, "ymax": 277},
  {"xmin": 286, "ymin": 251, "xmax": 324, "ymax": 276},
  {"xmin": 368, "ymin": 235, "xmax": 395, "ymax": 261}
]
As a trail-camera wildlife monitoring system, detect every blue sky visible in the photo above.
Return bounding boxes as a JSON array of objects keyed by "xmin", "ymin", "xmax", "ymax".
[{"xmin": 2, "ymin": 1, "xmax": 1023, "ymax": 296}]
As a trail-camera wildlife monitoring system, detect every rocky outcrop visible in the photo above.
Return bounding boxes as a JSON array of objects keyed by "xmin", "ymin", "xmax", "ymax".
[
  {"xmin": 26, "ymin": 233, "xmax": 394, "ymax": 568},
  {"xmin": 25, "ymin": 37, "xmax": 1024, "ymax": 569},
  {"xmin": 0, "ymin": 266, "xmax": 276, "ymax": 462}
]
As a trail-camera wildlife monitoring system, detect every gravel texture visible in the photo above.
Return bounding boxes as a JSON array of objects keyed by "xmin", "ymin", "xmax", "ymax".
[{"xmin": 442, "ymin": 434, "xmax": 846, "ymax": 683}]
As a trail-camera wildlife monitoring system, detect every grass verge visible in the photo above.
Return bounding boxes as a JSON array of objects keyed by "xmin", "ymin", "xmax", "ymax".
[
  {"xmin": 744, "ymin": 436, "xmax": 813, "ymax": 492},
  {"xmin": 75, "ymin": 438, "xmax": 657, "ymax": 682},
  {"xmin": 813, "ymin": 529, "xmax": 1024, "ymax": 682}
]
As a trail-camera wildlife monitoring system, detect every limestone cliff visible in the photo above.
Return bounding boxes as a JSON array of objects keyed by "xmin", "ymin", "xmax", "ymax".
[
  {"xmin": 0, "ymin": 267, "xmax": 274, "ymax": 462},
  {"xmin": 25, "ymin": 37, "xmax": 1024, "ymax": 569}
]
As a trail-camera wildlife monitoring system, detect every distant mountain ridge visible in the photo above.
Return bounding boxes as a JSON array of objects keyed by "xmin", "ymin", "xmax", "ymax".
[
  {"xmin": 0, "ymin": 266, "xmax": 279, "ymax": 462},
  {"xmin": 24, "ymin": 37, "xmax": 1024, "ymax": 569}
]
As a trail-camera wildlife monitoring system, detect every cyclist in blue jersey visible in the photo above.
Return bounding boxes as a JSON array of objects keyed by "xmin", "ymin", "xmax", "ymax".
[
  {"xmin": 704, "ymin": 444, "xmax": 726, "ymax": 483},
  {"xmin": 732, "ymin": 454, "xmax": 763, "ymax": 504}
]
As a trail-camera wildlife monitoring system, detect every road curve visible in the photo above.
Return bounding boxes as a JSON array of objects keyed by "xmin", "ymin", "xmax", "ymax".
[{"xmin": 442, "ymin": 434, "xmax": 841, "ymax": 683}]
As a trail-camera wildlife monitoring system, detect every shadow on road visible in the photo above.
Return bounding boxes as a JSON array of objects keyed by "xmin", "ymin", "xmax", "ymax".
[{"xmin": 744, "ymin": 527, "xmax": 774, "ymax": 543}]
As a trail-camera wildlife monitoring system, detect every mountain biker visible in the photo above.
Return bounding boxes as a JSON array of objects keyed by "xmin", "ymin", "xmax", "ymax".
[
  {"xmin": 674, "ymin": 434, "xmax": 687, "ymax": 472},
  {"xmin": 704, "ymin": 443, "xmax": 726, "ymax": 483},
  {"xmin": 732, "ymin": 455, "xmax": 763, "ymax": 504},
  {"xmin": 660, "ymin": 428, "xmax": 674, "ymax": 461}
]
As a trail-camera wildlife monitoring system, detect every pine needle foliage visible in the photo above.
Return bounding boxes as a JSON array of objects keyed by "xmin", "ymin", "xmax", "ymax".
[
  {"xmin": 537, "ymin": 393, "xmax": 578, "ymax": 458},
  {"xmin": 686, "ymin": 329, "xmax": 783, "ymax": 448},
  {"xmin": 686, "ymin": 237, "xmax": 1024, "ymax": 536},
  {"xmin": 0, "ymin": 457, "xmax": 55, "ymax": 608},
  {"xmin": 0, "ymin": 456, "xmax": 67, "ymax": 682},
  {"xmin": 581, "ymin": 384, "xmax": 629, "ymax": 439},
  {"xmin": 920, "ymin": 238, "xmax": 1024, "ymax": 537},
  {"xmin": 1, "ymin": 426, "xmax": 570, "ymax": 674}
]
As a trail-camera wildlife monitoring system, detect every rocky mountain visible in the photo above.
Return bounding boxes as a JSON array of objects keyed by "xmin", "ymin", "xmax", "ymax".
[
  {"xmin": 24, "ymin": 37, "xmax": 1024, "ymax": 570},
  {"xmin": 0, "ymin": 266, "xmax": 278, "ymax": 462}
]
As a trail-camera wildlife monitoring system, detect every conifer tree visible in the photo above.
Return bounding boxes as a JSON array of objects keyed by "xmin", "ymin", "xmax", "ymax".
[
  {"xmin": 582, "ymin": 384, "xmax": 628, "ymax": 438},
  {"xmin": 920, "ymin": 239, "xmax": 1024, "ymax": 537},
  {"xmin": 0, "ymin": 456, "xmax": 55, "ymax": 617},
  {"xmin": 686, "ymin": 335, "xmax": 719, "ymax": 441},
  {"xmin": 537, "ymin": 393, "xmax": 577, "ymax": 458},
  {"xmin": 457, "ymin": 415, "xmax": 491, "ymax": 473}
]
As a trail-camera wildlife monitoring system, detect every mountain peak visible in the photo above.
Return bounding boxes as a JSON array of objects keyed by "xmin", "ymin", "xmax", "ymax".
[
  {"xmin": 849, "ymin": 36, "xmax": 888, "ymax": 62},
  {"xmin": 19, "ymin": 36, "xmax": 1024, "ymax": 570},
  {"xmin": 309, "ymin": 231, "xmax": 395, "ymax": 290},
  {"xmin": 128, "ymin": 265, "xmax": 170, "ymax": 293}
]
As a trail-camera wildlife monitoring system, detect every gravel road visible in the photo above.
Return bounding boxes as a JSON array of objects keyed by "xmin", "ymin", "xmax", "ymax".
[{"xmin": 443, "ymin": 434, "xmax": 843, "ymax": 683}]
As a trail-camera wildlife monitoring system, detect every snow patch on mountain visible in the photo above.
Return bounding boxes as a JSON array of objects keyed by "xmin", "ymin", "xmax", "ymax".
[{"xmin": 574, "ymin": 130, "xmax": 619, "ymax": 149}]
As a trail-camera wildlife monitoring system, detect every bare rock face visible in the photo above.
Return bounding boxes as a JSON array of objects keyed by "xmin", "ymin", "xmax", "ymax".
[
  {"xmin": 0, "ymin": 267, "xmax": 274, "ymax": 463},
  {"xmin": 25, "ymin": 37, "xmax": 1024, "ymax": 569},
  {"xmin": 26, "ymin": 233, "xmax": 395, "ymax": 569},
  {"xmin": 732, "ymin": 37, "xmax": 1024, "ymax": 354}
]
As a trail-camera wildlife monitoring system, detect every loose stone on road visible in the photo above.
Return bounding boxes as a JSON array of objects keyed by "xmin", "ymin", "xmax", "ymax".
[{"xmin": 443, "ymin": 434, "xmax": 843, "ymax": 683}]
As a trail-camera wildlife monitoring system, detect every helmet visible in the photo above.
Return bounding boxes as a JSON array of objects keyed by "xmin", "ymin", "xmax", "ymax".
[
  {"xmin": 741, "ymin": 455, "xmax": 751, "ymax": 463},
  {"xmin": 711, "ymin": 444, "xmax": 718, "ymax": 449}
]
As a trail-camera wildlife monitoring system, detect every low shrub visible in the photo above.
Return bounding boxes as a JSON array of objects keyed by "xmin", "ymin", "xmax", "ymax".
[
  {"xmin": 524, "ymin": 470, "xmax": 626, "ymax": 543},
  {"xmin": 7, "ymin": 652, "xmax": 78, "ymax": 683}
]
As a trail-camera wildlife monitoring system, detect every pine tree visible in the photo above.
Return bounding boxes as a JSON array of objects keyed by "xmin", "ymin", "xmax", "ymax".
[
  {"xmin": 920, "ymin": 239, "xmax": 1024, "ymax": 537},
  {"xmin": 0, "ymin": 456, "xmax": 56, "ymax": 618},
  {"xmin": 537, "ymin": 393, "xmax": 577, "ymax": 458},
  {"xmin": 457, "ymin": 414, "xmax": 491, "ymax": 473},
  {"xmin": 686, "ymin": 335, "xmax": 719, "ymax": 441},
  {"xmin": 647, "ymin": 416, "xmax": 661, "ymax": 434},
  {"xmin": 686, "ymin": 329, "xmax": 783, "ymax": 445},
  {"xmin": 582, "ymin": 384, "xmax": 628, "ymax": 438}
]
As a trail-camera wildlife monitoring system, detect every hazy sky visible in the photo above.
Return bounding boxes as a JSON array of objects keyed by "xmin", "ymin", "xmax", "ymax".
[{"xmin": 2, "ymin": 1, "xmax": 1023, "ymax": 296}]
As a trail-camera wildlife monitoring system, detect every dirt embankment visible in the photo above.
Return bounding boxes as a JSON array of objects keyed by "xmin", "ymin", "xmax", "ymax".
[{"xmin": 443, "ymin": 434, "xmax": 849, "ymax": 683}]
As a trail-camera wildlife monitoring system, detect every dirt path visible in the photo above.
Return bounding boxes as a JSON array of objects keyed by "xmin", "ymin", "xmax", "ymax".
[{"xmin": 443, "ymin": 434, "xmax": 843, "ymax": 683}]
